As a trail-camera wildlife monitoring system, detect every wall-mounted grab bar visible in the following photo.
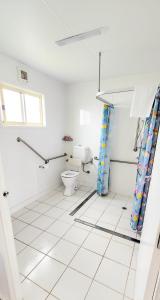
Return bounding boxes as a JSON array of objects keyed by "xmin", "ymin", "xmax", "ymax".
[
  {"xmin": 17, "ymin": 137, "xmax": 67, "ymax": 164},
  {"xmin": 94, "ymin": 156, "xmax": 137, "ymax": 165},
  {"xmin": 82, "ymin": 159, "xmax": 93, "ymax": 174}
]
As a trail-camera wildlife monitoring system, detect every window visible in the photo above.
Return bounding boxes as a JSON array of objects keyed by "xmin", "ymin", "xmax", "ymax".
[{"xmin": 0, "ymin": 84, "xmax": 45, "ymax": 127}]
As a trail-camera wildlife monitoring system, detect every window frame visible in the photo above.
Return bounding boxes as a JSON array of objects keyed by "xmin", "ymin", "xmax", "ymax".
[{"xmin": 0, "ymin": 83, "xmax": 45, "ymax": 127}]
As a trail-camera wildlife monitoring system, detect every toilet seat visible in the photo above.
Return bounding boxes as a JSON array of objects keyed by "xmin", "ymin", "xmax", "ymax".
[{"xmin": 61, "ymin": 170, "xmax": 79, "ymax": 178}]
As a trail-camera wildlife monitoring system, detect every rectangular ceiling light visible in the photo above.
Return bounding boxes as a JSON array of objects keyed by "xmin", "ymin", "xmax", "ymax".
[{"xmin": 55, "ymin": 27, "xmax": 107, "ymax": 46}]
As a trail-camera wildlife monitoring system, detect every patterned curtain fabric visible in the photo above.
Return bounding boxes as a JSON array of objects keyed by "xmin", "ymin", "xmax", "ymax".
[
  {"xmin": 131, "ymin": 87, "xmax": 160, "ymax": 231},
  {"xmin": 97, "ymin": 104, "xmax": 112, "ymax": 196}
]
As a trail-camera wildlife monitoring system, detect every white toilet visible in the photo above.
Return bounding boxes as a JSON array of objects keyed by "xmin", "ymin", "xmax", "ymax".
[
  {"xmin": 61, "ymin": 170, "xmax": 79, "ymax": 196},
  {"xmin": 61, "ymin": 145, "xmax": 92, "ymax": 196}
]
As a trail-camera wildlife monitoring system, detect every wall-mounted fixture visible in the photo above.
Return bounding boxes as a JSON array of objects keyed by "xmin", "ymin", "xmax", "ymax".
[
  {"xmin": 17, "ymin": 66, "xmax": 29, "ymax": 83},
  {"xmin": 67, "ymin": 146, "xmax": 93, "ymax": 174},
  {"xmin": 55, "ymin": 26, "xmax": 108, "ymax": 47},
  {"xmin": 62, "ymin": 136, "xmax": 73, "ymax": 142},
  {"xmin": 82, "ymin": 159, "xmax": 93, "ymax": 174},
  {"xmin": 17, "ymin": 137, "xmax": 67, "ymax": 165}
]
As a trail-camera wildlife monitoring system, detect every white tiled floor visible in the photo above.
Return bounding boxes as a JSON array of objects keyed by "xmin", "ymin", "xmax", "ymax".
[{"xmin": 12, "ymin": 186, "xmax": 139, "ymax": 299}]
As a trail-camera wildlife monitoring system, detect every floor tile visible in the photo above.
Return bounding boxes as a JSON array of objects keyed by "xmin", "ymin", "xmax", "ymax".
[
  {"xmin": 45, "ymin": 207, "xmax": 65, "ymax": 219},
  {"xmin": 14, "ymin": 239, "xmax": 26, "ymax": 254},
  {"xmin": 12, "ymin": 219, "xmax": 27, "ymax": 235},
  {"xmin": 105, "ymin": 208, "xmax": 122, "ymax": 218},
  {"xmin": 111, "ymin": 235, "xmax": 134, "ymax": 248},
  {"xmin": 64, "ymin": 226, "xmax": 89, "ymax": 246},
  {"xmin": 80, "ymin": 215, "xmax": 99, "ymax": 225},
  {"xmin": 131, "ymin": 245, "xmax": 139, "ymax": 270},
  {"xmin": 125, "ymin": 269, "xmax": 136, "ymax": 299},
  {"xmin": 59, "ymin": 211, "xmax": 75, "ymax": 225},
  {"xmin": 86, "ymin": 281, "xmax": 123, "ymax": 300},
  {"xmin": 70, "ymin": 248, "xmax": 101, "ymax": 278},
  {"xmin": 92, "ymin": 228, "xmax": 112, "ymax": 239},
  {"xmin": 47, "ymin": 220, "xmax": 71, "ymax": 237},
  {"xmin": 22, "ymin": 278, "xmax": 48, "ymax": 300},
  {"xmin": 56, "ymin": 185, "xmax": 64, "ymax": 192},
  {"xmin": 18, "ymin": 246, "xmax": 44, "ymax": 276},
  {"xmin": 48, "ymin": 239, "xmax": 79, "ymax": 265},
  {"xmin": 96, "ymin": 220, "xmax": 116, "ymax": 231},
  {"xmin": 116, "ymin": 227, "xmax": 137, "ymax": 239},
  {"xmin": 95, "ymin": 257, "xmax": 129, "ymax": 294},
  {"xmin": 45, "ymin": 196, "xmax": 62, "ymax": 206},
  {"xmin": 105, "ymin": 240, "xmax": 133, "ymax": 266},
  {"xmin": 113, "ymin": 194, "xmax": 129, "ymax": 202},
  {"xmin": 46, "ymin": 295, "xmax": 58, "ymax": 300},
  {"xmin": 84, "ymin": 208, "xmax": 103, "ymax": 219},
  {"xmin": 117, "ymin": 217, "xmax": 132, "ymax": 231},
  {"xmin": 12, "ymin": 208, "xmax": 29, "ymax": 218},
  {"xmin": 19, "ymin": 210, "xmax": 40, "ymax": 224},
  {"xmin": 28, "ymin": 256, "xmax": 66, "ymax": 292},
  {"xmin": 32, "ymin": 215, "xmax": 54, "ymax": 230},
  {"xmin": 99, "ymin": 212, "xmax": 120, "ymax": 226},
  {"xmin": 79, "ymin": 185, "xmax": 92, "ymax": 192},
  {"xmin": 20, "ymin": 274, "xmax": 25, "ymax": 282},
  {"xmin": 136, "ymin": 232, "xmax": 141, "ymax": 240},
  {"xmin": 83, "ymin": 232, "xmax": 110, "ymax": 255},
  {"xmin": 74, "ymin": 218, "xmax": 94, "ymax": 231},
  {"xmin": 25, "ymin": 201, "xmax": 39, "ymax": 210},
  {"xmin": 52, "ymin": 268, "xmax": 91, "ymax": 300},
  {"xmin": 33, "ymin": 203, "xmax": 51, "ymax": 214},
  {"xmin": 16, "ymin": 225, "xmax": 42, "ymax": 244},
  {"xmin": 31, "ymin": 232, "xmax": 59, "ymax": 254},
  {"xmin": 56, "ymin": 200, "xmax": 75, "ymax": 210},
  {"xmin": 45, "ymin": 194, "xmax": 64, "ymax": 206}
]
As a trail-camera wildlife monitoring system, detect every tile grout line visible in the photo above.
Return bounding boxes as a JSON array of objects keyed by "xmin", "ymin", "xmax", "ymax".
[
  {"xmin": 69, "ymin": 190, "xmax": 97, "ymax": 216},
  {"xmin": 83, "ymin": 201, "xmax": 118, "ymax": 300},
  {"xmin": 14, "ymin": 189, "xmax": 92, "ymax": 254},
  {"xmin": 19, "ymin": 190, "xmax": 91, "ymax": 295},
  {"xmin": 14, "ymin": 188, "xmax": 136, "ymax": 299},
  {"xmin": 45, "ymin": 221, "xmax": 92, "ymax": 299},
  {"xmin": 13, "ymin": 189, "xmax": 91, "ymax": 237},
  {"xmin": 123, "ymin": 243, "xmax": 136, "ymax": 300},
  {"xmin": 15, "ymin": 190, "xmax": 87, "ymax": 271}
]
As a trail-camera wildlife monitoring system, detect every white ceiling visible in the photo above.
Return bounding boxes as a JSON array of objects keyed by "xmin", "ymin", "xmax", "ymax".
[{"xmin": 0, "ymin": 0, "xmax": 160, "ymax": 83}]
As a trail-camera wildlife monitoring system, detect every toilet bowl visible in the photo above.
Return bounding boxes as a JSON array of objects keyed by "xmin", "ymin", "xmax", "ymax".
[{"xmin": 61, "ymin": 170, "xmax": 79, "ymax": 196}]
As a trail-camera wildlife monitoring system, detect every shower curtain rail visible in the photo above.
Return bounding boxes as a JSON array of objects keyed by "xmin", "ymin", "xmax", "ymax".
[
  {"xmin": 94, "ymin": 156, "xmax": 137, "ymax": 165},
  {"xmin": 17, "ymin": 137, "xmax": 67, "ymax": 164}
]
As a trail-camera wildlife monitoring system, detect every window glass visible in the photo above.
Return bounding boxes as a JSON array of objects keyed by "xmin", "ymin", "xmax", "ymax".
[
  {"xmin": 3, "ymin": 89, "xmax": 22, "ymax": 122},
  {"xmin": 0, "ymin": 84, "xmax": 45, "ymax": 127},
  {"xmin": 25, "ymin": 94, "xmax": 41, "ymax": 124}
]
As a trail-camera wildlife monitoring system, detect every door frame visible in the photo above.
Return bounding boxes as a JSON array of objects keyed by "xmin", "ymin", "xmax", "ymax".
[{"xmin": 0, "ymin": 152, "xmax": 22, "ymax": 300}]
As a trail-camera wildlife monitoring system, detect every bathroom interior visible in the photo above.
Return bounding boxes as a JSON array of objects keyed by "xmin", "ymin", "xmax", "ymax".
[{"xmin": 0, "ymin": 1, "xmax": 160, "ymax": 300}]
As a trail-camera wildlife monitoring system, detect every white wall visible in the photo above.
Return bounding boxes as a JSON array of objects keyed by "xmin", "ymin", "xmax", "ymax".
[
  {"xmin": 0, "ymin": 53, "xmax": 66, "ymax": 211},
  {"xmin": 65, "ymin": 73, "xmax": 160, "ymax": 196}
]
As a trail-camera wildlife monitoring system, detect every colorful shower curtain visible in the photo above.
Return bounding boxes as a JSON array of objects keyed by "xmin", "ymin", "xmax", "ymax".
[
  {"xmin": 131, "ymin": 87, "xmax": 160, "ymax": 231},
  {"xmin": 97, "ymin": 104, "xmax": 112, "ymax": 196}
]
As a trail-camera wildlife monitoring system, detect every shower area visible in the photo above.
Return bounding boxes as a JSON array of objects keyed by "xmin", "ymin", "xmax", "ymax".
[
  {"xmin": 71, "ymin": 90, "xmax": 141, "ymax": 242},
  {"xmin": 67, "ymin": 78, "xmax": 160, "ymax": 250},
  {"xmin": 67, "ymin": 54, "xmax": 160, "ymax": 247}
]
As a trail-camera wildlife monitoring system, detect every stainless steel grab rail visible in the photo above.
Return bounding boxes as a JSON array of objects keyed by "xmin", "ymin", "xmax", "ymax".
[
  {"xmin": 17, "ymin": 137, "xmax": 67, "ymax": 164},
  {"xmin": 94, "ymin": 156, "xmax": 137, "ymax": 165}
]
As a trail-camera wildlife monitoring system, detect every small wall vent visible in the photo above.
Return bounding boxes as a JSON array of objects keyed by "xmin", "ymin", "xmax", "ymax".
[{"xmin": 17, "ymin": 66, "xmax": 28, "ymax": 82}]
